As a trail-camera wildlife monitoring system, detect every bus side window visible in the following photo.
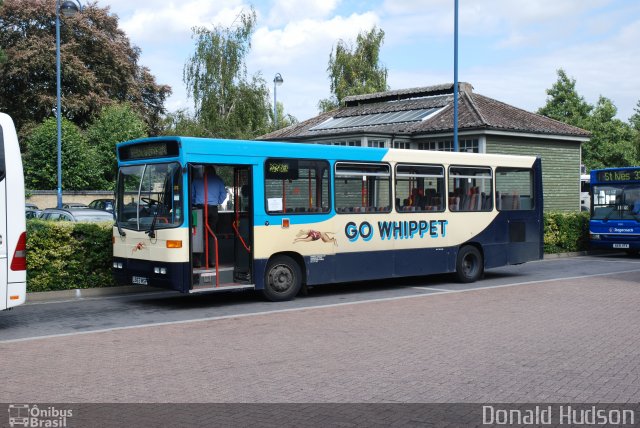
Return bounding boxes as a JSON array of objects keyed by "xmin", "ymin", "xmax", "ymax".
[
  {"xmin": 335, "ymin": 162, "xmax": 391, "ymax": 214},
  {"xmin": 395, "ymin": 164, "xmax": 445, "ymax": 213},
  {"xmin": 265, "ymin": 159, "xmax": 330, "ymax": 214},
  {"xmin": 448, "ymin": 166, "xmax": 493, "ymax": 212}
]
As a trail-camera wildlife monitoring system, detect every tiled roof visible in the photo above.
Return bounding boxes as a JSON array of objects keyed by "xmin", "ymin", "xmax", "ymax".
[{"xmin": 258, "ymin": 83, "xmax": 590, "ymax": 141}]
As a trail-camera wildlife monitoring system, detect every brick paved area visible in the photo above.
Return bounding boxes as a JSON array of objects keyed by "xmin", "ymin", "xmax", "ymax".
[{"xmin": 1, "ymin": 272, "xmax": 639, "ymax": 404}]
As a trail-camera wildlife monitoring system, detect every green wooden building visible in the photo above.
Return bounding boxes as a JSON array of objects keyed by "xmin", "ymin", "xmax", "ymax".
[{"xmin": 259, "ymin": 83, "xmax": 590, "ymax": 212}]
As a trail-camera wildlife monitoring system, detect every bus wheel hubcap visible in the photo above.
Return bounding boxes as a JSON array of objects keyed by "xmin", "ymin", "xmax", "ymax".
[
  {"xmin": 463, "ymin": 257, "xmax": 475, "ymax": 275},
  {"xmin": 270, "ymin": 265, "xmax": 293, "ymax": 292}
]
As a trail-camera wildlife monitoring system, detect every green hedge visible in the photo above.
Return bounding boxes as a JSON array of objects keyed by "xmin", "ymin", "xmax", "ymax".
[
  {"xmin": 25, "ymin": 212, "xmax": 590, "ymax": 292},
  {"xmin": 26, "ymin": 220, "xmax": 115, "ymax": 292},
  {"xmin": 543, "ymin": 211, "xmax": 590, "ymax": 254}
]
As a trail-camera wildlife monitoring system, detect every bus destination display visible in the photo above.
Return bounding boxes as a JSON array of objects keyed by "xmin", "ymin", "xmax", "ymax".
[
  {"xmin": 119, "ymin": 141, "xmax": 180, "ymax": 161},
  {"xmin": 596, "ymin": 169, "xmax": 640, "ymax": 183},
  {"xmin": 265, "ymin": 159, "xmax": 299, "ymax": 180}
]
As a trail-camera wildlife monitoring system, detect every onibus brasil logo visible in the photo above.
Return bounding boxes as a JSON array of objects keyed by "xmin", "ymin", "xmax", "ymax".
[{"xmin": 7, "ymin": 404, "xmax": 73, "ymax": 427}]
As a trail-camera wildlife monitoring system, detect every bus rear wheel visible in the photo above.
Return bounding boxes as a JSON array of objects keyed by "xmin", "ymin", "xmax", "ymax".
[
  {"xmin": 455, "ymin": 245, "xmax": 483, "ymax": 283},
  {"xmin": 262, "ymin": 255, "xmax": 302, "ymax": 301}
]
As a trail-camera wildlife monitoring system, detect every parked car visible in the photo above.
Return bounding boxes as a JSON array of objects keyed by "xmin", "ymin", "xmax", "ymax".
[
  {"xmin": 88, "ymin": 198, "xmax": 114, "ymax": 213},
  {"xmin": 25, "ymin": 203, "xmax": 39, "ymax": 210},
  {"xmin": 25, "ymin": 207, "xmax": 42, "ymax": 219},
  {"xmin": 40, "ymin": 208, "xmax": 113, "ymax": 223},
  {"xmin": 62, "ymin": 202, "xmax": 89, "ymax": 209}
]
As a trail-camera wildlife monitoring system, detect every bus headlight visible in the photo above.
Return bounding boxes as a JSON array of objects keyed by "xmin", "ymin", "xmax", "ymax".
[
  {"xmin": 590, "ymin": 234, "xmax": 601, "ymax": 240},
  {"xmin": 112, "ymin": 262, "xmax": 123, "ymax": 269},
  {"xmin": 154, "ymin": 267, "xmax": 167, "ymax": 275}
]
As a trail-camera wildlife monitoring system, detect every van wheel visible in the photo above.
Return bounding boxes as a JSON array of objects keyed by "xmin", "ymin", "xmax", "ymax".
[
  {"xmin": 262, "ymin": 255, "xmax": 302, "ymax": 301},
  {"xmin": 455, "ymin": 245, "xmax": 483, "ymax": 283}
]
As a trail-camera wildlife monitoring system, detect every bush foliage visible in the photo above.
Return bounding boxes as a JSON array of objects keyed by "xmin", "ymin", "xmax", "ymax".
[
  {"xmin": 26, "ymin": 220, "xmax": 115, "ymax": 292},
  {"xmin": 543, "ymin": 211, "xmax": 590, "ymax": 254}
]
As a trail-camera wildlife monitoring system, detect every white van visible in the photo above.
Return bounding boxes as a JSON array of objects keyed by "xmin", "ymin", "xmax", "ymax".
[{"xmin": 0, "ymin": 113, "xmax": 27, "ymax": 310}]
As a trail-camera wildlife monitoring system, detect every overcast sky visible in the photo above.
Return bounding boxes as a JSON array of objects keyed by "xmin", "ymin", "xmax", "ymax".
[{"xmin": 95, "ymin": 0, "xmax": 640, "ymax": 123}]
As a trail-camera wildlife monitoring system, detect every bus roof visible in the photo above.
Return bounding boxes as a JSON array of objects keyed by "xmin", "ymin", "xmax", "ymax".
[{"xmin": 117, "ymin": 136, "xmax": 538, "ymax": 168}]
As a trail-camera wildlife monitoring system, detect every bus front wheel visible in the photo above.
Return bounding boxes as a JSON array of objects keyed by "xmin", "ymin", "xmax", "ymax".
[
  {"xmin": 455, "ymin": 245, "xmax": 483, "ymax": 283},
  {"xmin": 262, "ymin": 255, "xmax": 302, "ymax": 301}
]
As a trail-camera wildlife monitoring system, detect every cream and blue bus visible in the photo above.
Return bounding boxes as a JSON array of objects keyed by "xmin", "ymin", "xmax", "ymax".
[
  {"xmin": 0, "ymin": 113, "xmax": 27, "ymax": 310},
  {"xmin": 113, "ymin": 137, "xmax": 543, "ymax": 301}
]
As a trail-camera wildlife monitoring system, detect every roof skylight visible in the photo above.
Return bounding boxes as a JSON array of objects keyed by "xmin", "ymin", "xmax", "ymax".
[{"xmin": 310, "ymin": 108, "xmax": 441, "ymax": 131}]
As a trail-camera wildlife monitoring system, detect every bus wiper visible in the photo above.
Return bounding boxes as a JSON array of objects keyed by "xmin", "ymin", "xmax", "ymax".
[
  {"xmin": 116, "ymin": 220, "xmax": 126, "ymax": 237},
  {"xmin": 146, "ymin": 201, "xmax": 164, "ymax": 239},
  {"xmin": 602, "ymin": 206, "xmax": 620, "ymax": 221}
]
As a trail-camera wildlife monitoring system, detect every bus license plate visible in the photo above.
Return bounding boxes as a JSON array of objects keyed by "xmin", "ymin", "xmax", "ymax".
[
  {"xmin": 613, "ymin": 244, "xmax": 630, "ymax": 249},
  {"xmin": 132, "ymin": 276, "xmax": 148, "ymax": 285}
]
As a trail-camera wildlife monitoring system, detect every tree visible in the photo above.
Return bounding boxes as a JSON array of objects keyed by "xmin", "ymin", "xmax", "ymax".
[
  {"xmin": 0, "ymin": 0, "xmax": 171, "ymax": 135},
  {"xmin": 630, "ymin": 100, "xmax": 640, "ymax": 158},
  {"xmin": 183, "ymin": 8, "xmax": 272, "ymax": 139},
  {"xmin": 582, "ymin": 97, "xmax": 637, "ymax": 169},
  {"xmin": 86, "ymin": 103, "xmax": 147, "ymax": 188},
  {"xmin": 538, "ymin": 70, "xmax": 638, "ymax": 170},
  {"xmin": 537, "ymin": 69, "xmax": 591, "ymax": 127},
  {"xmin": 318, "ymin": 27, "xmax": 389, "ymax": 112},
  {"xmin": 630, "ymin": 100, "xmax": 640, "ymax": 131},
  {"xmin": 0, "ymin": 0, "xmax": 5, "ymax": 63},
  {"xmin": 274, "ymin": 101, "xmax": 298, "ymax": 129},
  {"xmin": 161, "ymin": 109, "xmax": 210, "ymax": 137},
  {"xmin": 23, "ymin": 117, "xmax": 106, "ymax": 190}
]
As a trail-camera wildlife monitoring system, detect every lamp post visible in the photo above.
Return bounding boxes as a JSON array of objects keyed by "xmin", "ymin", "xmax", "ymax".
[
  {"xmin": 273, "ymin": 73, "xmax": 283, "ymax": 128},
  {"xmin": 56, "ymin": 0, "xmax": 82, "ymax": 208},
  {"xmin": 453, "ymin": 0, "xmax": 459, "ymax": 152}
]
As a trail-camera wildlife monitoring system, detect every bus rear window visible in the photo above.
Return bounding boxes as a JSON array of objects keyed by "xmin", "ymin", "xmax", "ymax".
[{"xmin": 265, "ymin": 159, "xmax": 330, "ymax": 214}]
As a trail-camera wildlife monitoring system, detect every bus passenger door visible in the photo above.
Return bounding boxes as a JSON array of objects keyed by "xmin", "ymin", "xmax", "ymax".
[
  {"xmin": 188, "ymin": 164, "xmax": 253, "ymax": 290},
  {"xmin": 232, "ymin": 167, "xmax": 252, "ymax": 282}
]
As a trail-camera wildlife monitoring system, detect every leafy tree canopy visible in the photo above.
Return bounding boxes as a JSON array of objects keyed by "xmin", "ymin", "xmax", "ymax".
[
  {"xmin": 537, "ymin": 69, "xmax": 591, "ymax": 127},
  {"xmin": 0, "ymin": 0, "xmax": 5, "ymax": 63},
  {"xmin": 582, "ymin": 97, "xmax": 637, "ymax": 169},
  {"xmin": 538, "ymin": 69, "xmax": 638, "ymax": 170},
  {"xmin": 86, "ymin": 103, "xmax": 147, "ymax": 188},
  {"xmin": 183, "ymin": 8, "xmax": 276, "ymax": 139},
  {"xmin": 24, "ymin": 117, "xmax": 106, "ymax": 190},
  {"xmin": 0, "ymin": 0, "xmax": 171, "ymax": 135},
  {"xmin": 630, "ymin": 100, "xmax": 640, "ymax": 131},
  {"xmin": 319, "ymin": 26, "xmax": 389, "ymax": 113}
]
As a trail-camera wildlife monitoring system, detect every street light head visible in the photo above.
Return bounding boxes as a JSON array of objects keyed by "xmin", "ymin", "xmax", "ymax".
[
  {"xmin": 274, "ymin": 73, "xmax": 283, "ymax": 86},
  {"xmin": 60, "ymin": 0, "xmax": 82, "ymax": 18}
]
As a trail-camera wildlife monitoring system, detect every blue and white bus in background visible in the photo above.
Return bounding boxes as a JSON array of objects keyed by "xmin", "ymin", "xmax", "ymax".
[
  {"xmin": 589, "ymin": 167, "xmax": 640, "ymax": 255},
  {"xmin": 0, "ymin": 113, "xmax": 27, "ymax": 310},
  {"xmin": 113, "ymin": 137, "xmax": 544, "ymax": 301}
]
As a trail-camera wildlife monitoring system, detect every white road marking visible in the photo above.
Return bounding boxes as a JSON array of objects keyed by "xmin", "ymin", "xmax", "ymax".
[
  {"xmin": 2, "ymin": 268, "xmax": 639, "ymax": 345},
  {"xmin": 413, "ymin": 287, "xmax": 452, "ymax": 292}
]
